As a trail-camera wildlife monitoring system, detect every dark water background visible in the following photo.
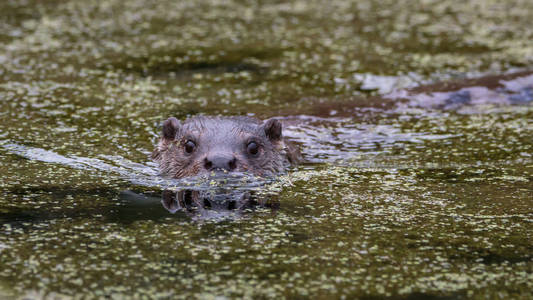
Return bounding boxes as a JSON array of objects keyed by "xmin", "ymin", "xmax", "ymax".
[{"xmin": 0, "ymin": 0, "xmax": 532, "ymax": 299}]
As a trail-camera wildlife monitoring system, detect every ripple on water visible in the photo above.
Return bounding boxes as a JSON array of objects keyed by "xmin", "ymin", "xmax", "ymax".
[{"xmin": 1, "ymin": 0, "xmax": 532, "ymax": 297}]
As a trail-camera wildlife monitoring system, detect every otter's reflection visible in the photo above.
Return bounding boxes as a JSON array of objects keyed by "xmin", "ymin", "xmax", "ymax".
[
  {"xmin": 161, "ymin": 188, "xmax": 278, "ymax": 219},
  {"xmin": 119, "ymin": 172, "xmax": 280, "ymax": 221}
]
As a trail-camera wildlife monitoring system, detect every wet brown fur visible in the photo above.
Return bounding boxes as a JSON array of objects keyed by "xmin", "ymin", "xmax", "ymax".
[{"xmin": 152, "ymin": 116, "xmax": 296, "ymax": 179}]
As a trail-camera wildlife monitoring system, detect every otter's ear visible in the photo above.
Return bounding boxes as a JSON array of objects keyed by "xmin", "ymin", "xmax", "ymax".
[
  {"xmin": 162, "ymin": 117, "xmax": 181, "ymax": 140},
  {"xmin": 262, "ymin": 118, "xmax": 282, "ymax": 142}
]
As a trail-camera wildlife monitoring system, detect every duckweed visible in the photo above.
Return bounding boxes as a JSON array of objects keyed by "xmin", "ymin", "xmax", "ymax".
[{"xmin": 1, "ymin": 0, "xmax": 532, "ymax": 299}]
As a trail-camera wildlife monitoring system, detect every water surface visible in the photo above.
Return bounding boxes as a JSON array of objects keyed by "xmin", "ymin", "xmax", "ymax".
[{"xmin": 0, "ymin": 0, "xmax": 532, "ymax": 299}]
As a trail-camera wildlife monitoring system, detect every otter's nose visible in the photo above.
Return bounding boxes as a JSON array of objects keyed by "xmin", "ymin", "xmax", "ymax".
[{"xmin": 204, "ymin": 155, "xmax": 237, "ymax": 171}]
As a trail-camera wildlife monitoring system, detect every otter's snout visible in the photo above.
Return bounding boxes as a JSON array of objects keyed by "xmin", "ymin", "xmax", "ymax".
[{"xmin": 204, "ymin": 155, "xmax": 237, "ymax": 171}]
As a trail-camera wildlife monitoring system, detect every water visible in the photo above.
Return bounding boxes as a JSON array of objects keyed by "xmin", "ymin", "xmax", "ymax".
[{"xmin": 1, "ymin": 0, "xmax": 532, "ymax": 299}]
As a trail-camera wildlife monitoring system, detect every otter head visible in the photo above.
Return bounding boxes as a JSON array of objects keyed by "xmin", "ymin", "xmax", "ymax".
[{"xmin": 152, "ymin": 116, "xmax": 287, "ymax": 179}]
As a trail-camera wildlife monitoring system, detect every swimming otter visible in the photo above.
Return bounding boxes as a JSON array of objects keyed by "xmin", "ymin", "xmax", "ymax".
[{"xmin": 151, "ymin": 116, "xmax": 298, "ymax": 179}]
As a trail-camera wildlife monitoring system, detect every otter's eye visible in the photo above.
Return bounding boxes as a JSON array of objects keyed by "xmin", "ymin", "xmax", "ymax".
[
  {"xmin": 184, "ymin": 140, "xmax": 196, "ymax": 154},
  {"xmin": 247, "ymin": 141, "xmax": 259, "ymax": 155}
]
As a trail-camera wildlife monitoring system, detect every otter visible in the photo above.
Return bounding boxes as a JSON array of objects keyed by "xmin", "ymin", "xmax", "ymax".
[{"xmin": 151, "ymin": 116, "xmax": 298, "ymax": 179}]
